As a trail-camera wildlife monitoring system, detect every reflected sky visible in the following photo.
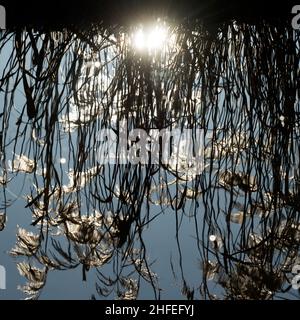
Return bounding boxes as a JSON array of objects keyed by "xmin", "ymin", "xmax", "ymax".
[{"xmin": 0, "ymin": 21, "xmax": 300, "ymax": 300}]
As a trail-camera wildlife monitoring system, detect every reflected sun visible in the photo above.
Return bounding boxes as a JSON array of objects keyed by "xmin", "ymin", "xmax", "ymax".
[{"xmin": 132, "ymin": 23, "xmax": 169, "ymax": 52}]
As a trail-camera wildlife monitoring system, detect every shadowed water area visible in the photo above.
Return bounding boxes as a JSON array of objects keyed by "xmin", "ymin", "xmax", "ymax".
[{"xmin": 0, "ymin": 19, "xmax": 300, "ymax": 300}]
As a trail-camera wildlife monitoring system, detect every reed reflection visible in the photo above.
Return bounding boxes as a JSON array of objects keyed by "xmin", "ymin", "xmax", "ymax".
[{"xmin": 0, "ymin": 21, "xmax": 300, "ymax": 299}]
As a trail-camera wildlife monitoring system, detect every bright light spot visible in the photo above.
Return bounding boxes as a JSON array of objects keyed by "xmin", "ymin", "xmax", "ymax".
[
  {"xmin": 209, "ymin": 235, "xmax": 217, "ymax": 242},
  {"xmin": 60, "ymin": 158, "xmax": 66, "ymax": 164},
  {"xmin": 94, "ymin": 61, "xmax": 101, "ymax": 68},
  {"xmin": 132, "ymin": 23, "xmax": 169, "ymax": 52}
]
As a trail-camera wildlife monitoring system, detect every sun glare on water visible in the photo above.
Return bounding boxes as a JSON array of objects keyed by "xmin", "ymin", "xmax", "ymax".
[{"xmin": 132, "ymin": 22, "xmax": 171, "ymax": 53}]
